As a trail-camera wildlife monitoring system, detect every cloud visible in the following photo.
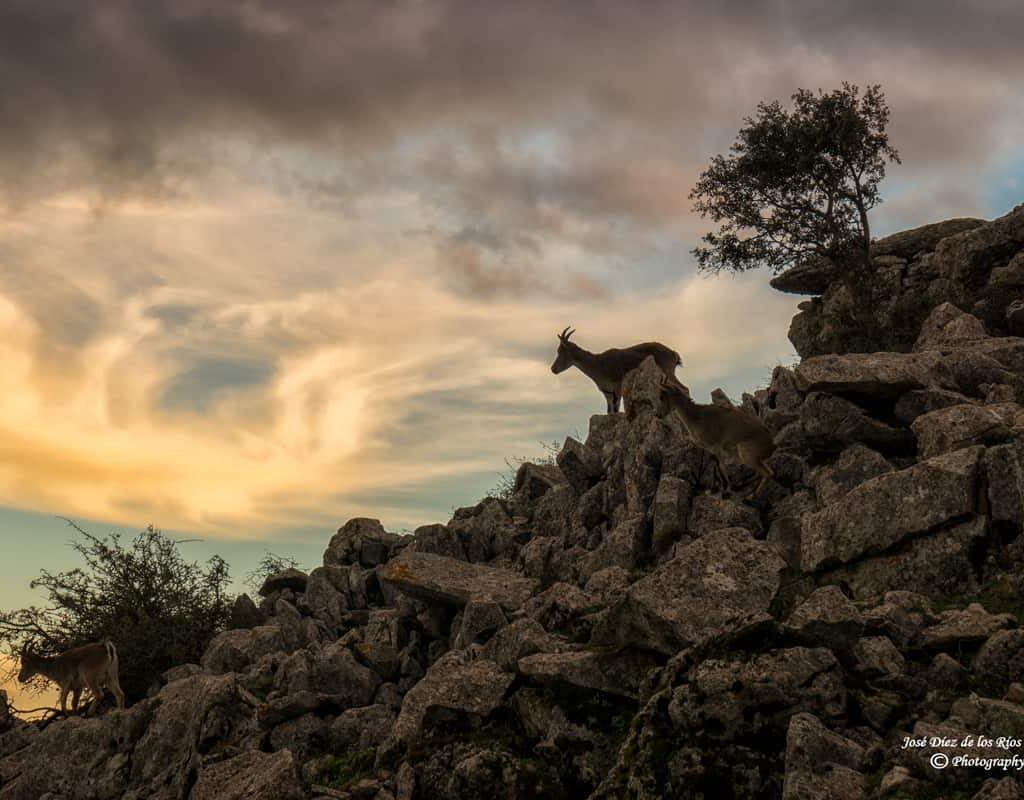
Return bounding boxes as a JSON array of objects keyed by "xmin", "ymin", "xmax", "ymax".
[
  {"xmin": 0, "ymin": 0, "xmax": 1018, "ymax": 541},
  {"xmin": 0, "ymin": 193, "xmax": 797, "ymax": 534},
  {"xmin": 0, "ymin": 0, "xmax": 1020, "ymax": 220}
]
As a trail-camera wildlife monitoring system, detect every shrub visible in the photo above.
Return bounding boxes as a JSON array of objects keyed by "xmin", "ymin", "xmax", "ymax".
[{"xmin": 0, "ymin": 521, "xmax": 232, "ymax": 703}]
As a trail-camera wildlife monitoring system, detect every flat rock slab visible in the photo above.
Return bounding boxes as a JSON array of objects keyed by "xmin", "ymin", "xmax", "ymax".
[
  {"xmin": 391, "ymin": 653, "xmax": 514, "ymax": 743},
  {"xmin": 800, "ymin": 446, "xmax": 981, "ymax": 572},
  {"xmin": 379, "ymin": 551, "xmax": 538, "ymax": 611},
  {"xmin": 917, "ymin": 603, "xmax": 1016, "ymax": 650},
  {"xmin": 784, "ymin": 586, "xmax": 865, "ymax": 651},
  {"xmin": 911, "ymin": 403, "xmax": 1014, "ymax": 458},
  {"xmin": 795, "ymin": 351, "xmax": 948, "ymax": 397},
  {"xmin": 517, "ymin": 649, "xmax": 661, "ymax": 700},
  {"xmin": 599, "ymin": 527, "xmax": 786, "ymax": 656},
  {"xmin": 191, "ymin": 749, "xmax": 304, "ymax": 800}
]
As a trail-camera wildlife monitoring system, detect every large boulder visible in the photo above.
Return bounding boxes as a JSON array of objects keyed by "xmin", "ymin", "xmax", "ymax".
[
  {"xmin": 0, "ymin": 701, "xmax": 149, "ymax": 799},
  {"xmin": 784, "ymin": 586, "xmax": 865, "ymax": 652},
  {"xmin": 778, "ymin": 209, "xmax": 1023, "ymax": 356},
  {"xmin": 191, "ymin": 749, "xmax": 304, "ymax": 800},
  {"xmin": 795, "ymin": 351, "xmax": 946, "ymax": 398},
  {"xmin": 258, "ymin": 567, "xmax": 308, "ymax": 596},
  {"xmin": 388, "ymin": 653, "xmax": 514, "ymax": 745},
  {"xmin": 820, "ymin": 516, "xmax": 985, "ymax": 601},
  {"xmin": 808, "ymin": 444, "xmax": 892, "ymax": 505},
  {"xmin": 668, "ymin": 647, "xmax": 846, "ymax": 740},
  {"xmin": 517, "ymin": 649, "xmax": 660, "ymax": 700},
  {"xmin": 918, "ymin": 604, "xmax": 1016, "ymax": 650},
  {"xmin": 873, "ymin": 218, "xmax": 988, "ymax": 259},
  {"xmin": 129, "ymin": 674, "xmax": 258, "ymax": 796},
  {"xmin": 914, "ymin": 302, "xmax": 990, "ymax": 352},
  {"xmin": 911, "ymin": 403, "xmax": 1014, "ymax": 458},
  {"xmin": 974, "ymin": 629, "xmax": 1024, "ymax": 697},
  {"xmin": 447, "ymin": 497, "xmax": 519, "ymax": 563},
  {"xmin": 598, "ymin": 527, "xmax": 786, "ymax": 655},
  {"xmin": 984, "ymin": 441, "xmax": 1024, "ymax": 531},
  {"xmin": 800, "ymin": 446, "xmax": 982, "ymax": 571},
  {"xmin": 782, "ymin": 712, "xmax": 866, "ymax": 800},
  {"xmin": 792, "ymin": 391, "xmax": 912, "ymax": 454},
  {"xmin": 324, "ymin": 517, "xmax": 407, "ymax": 568},
  {"xmin": 770, "ymin": 256, "xmax": 838, "ymax": 295},
  {"xmin": 379, "ymin": 551, "xmax": 539, "ymax": 611},
  {"xmin": 202, "ymin": 625, "xmax": 287, "ymax": 674}
]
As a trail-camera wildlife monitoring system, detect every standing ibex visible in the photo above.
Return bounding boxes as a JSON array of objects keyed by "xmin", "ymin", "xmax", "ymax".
[
  {"xmin": 662, "ymin": 378, "xmax": 776, "ymax": 497},
  {"xmin": 551, "ymin": 327, "xmax": 688, "ymax": 413},
  {"xmin": 18, "ymin": 640, "xmax": 126, "ymax": 716}
]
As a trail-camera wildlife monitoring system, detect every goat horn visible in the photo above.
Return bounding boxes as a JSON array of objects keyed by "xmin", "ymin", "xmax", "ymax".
[{"xmin": 558, "ymin": 326, "xmax": 572, "ymax": 340}]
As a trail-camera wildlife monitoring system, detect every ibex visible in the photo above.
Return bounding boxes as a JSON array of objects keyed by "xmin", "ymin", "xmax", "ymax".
[
  {"xmin": 18, "ymin": 640, "xmax": 126, "ymax": 715},
  {"xmin": 551, "ymin": 327, "xmax": 688, "ymax": 413},
  {"xmin": 662, "ymin": 378, "xmax": 776, "ymax": 497}
]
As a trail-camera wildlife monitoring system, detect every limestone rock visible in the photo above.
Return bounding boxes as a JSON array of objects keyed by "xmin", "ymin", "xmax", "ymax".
[
  {"xmin": 325, "ymin": 517, "xmax": 407, "ymax": 568},
  {"xmin": 651, "ymin": 474, "xmax": 692, "ymax": 551},
  {"xmin": 513, "ymin": 462, "xmax": 567, "ymax": 502},
  {"xmin": 668, "ymin": 647, "xmax": 846, "ymax": 740},
  {"xmin": 795, "ymin": 392, "xmax": 912, "ymax": 453},
  {"xmin": 800, "ymin": 446, "xmax": 981, "ymax": 571},
  {"xmin": 973, "ymin": 629, "xmax": 1024, "ymax": 697},
  {"xmin": 893, "ymin": 387, "xmax": 972, "ymax": 424},
  {"xmin": 599, "ymin": 527, "xmax": 786, "ymax": 655},
  {"xmin": 390, "ymin": 653, "xmax": 514, "ymax": 744},
  {"xmin": 479, "ymin": 618, "xmax": 563, "ymax": 672},
  {"xmin": 517, "ymin": 649, "xmax": 660, "ymax": 700},
  {"xmin": 258, "ymin": 567, "xmax": 309, "ymax": 596},
  {"xmin": 451, "ymin": 599, "xmax": 508, "ymax": 650},
  {"xmin": 985, "ymin": 441, "xmax": 1024, "ymax": 530},
  {"xmin": 228, "ymin": 593, "xmax": 267, "ymax": 629},
  {"xmin": 851, "ymin": 636, "xmax": 905, "ymax": 677},
  {"xmin": 329, "ymin": 704, "xmax": 397, "ymax": 752},
  {"xmin": 447, "ymin": 497, "xmax": 518, "ymax": 563},
  {"xmin": 821, "ymin": 516, "xmax": 985, "ymax": 601},
  {"xmin": 687, "ymin": 494, "xmax": 763, "ymax": 538},
  {"xmin": 770, "ymin": 256, "xmax": 838, "ymax": 295},
  {"xmin": 911, "ymin": 402, "xmax": 1013, "ymax": 457},
  {"xmin": 379, "ymin": 550, "xmax": 538, "ymax": 611},
  {"xmin": 809, "ymin": 444, "xmax": 892, "ymax": 505},
  {"xmin": 795, "ymin": 351, "xmax": 945, "ymax": 397},
  {"xmin": 782, "ymin": 712, "xmax": 866, "ymax": 800},
  {"xmin": 973, "ymin": 778, "xmax": 1024, "ymax": 800},
  {"xmin": 412, "ymin": 523, "xmax": 466, "ymax": 560},
  {"xmin": 914, "ymin": 302, "xmax": 990, "ymax": 351},
  {"xmin": 918, "ymin": 603, "xmax": 1016, "ymax": 650},
  {"xmin": 202, "ymin": 625, "xmax": 287, "ymax": 674},
  {"xmin": 785, "ymin": 586, "xmax": 865, "ymax": 652}
]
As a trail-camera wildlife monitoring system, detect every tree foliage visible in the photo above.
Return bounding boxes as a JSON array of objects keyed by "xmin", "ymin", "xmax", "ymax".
[
  {"xmin": 690, "ymin": 83, "xmax": 900, "ymax": 277},
  {"xmin": 0, "ymin": 522, "xmax": 232, "ymax": 703},
  {"xmin": 244, "ymin": 551, "xmax": 301, "ymax": 593}
]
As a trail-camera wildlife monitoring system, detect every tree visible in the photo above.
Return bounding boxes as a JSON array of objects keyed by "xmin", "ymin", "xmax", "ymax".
[
  {"xmin": 0, "ymin": 522, "xmax": 232, "ymax": 704},
  {"xmin": 690, "ymin": 83, "xmax": 900, "ymax": 281}
]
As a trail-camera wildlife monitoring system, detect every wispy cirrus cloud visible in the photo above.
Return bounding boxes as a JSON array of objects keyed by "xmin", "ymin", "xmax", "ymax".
[{"xmin": 0, "ymin": 0, "xmax": 1020, "ymax": 542}]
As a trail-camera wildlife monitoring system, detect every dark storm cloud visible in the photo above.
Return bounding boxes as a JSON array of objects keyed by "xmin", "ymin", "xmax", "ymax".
[{"xmin": 0, "ymin": 0, "xmax": 1020, "ymax": 248}]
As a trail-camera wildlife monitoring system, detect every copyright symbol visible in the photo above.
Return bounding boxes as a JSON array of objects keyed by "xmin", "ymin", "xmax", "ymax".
[{"xmin": 930, "ymin": 752, "xmax": 949, "ymax": 770}]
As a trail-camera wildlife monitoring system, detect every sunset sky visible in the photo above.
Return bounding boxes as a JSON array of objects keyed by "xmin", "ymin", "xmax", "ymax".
[{"xmin": 0, "ymin": 0, "xmax": 1022, "ymax": 634}]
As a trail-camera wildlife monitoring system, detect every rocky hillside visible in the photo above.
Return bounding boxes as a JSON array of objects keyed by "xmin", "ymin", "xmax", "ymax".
[
  {"xmin": 774, "ymin": 204, "xmax": 1024, "ymax": 356},
  {"xmin": 2, "ymin": 206, "xmax": 1024, "ymax": 799}
]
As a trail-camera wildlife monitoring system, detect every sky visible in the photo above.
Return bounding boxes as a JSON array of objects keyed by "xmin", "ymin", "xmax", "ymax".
[{"xmin": 0, "ymin": 0, "xmax": 1022, "ymax": 657}]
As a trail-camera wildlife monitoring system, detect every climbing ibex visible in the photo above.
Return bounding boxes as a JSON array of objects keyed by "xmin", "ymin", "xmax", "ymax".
[
  {"xmin": 551, "ymin": 327, "xmax": 688, "ymax": 413},
  {"xmin": 18, "ymin": 640, "xmax": 126, "ymax": 715},
  {"xmin": 661, "ymin": 378, "xmax": 775, "ymax": 497}
]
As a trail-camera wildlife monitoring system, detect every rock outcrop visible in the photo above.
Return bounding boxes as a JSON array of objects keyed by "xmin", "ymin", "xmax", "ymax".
[
  {"xmin": 4, "ymin": 208, "xmax": 1024, "ymax": 799},
  {"xmin": 775, "ymin": 204, "xmax": 1024, "ymax": 356}
]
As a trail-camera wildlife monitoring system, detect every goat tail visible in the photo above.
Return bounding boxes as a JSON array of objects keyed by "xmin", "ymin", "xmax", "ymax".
[{"xmin": 105, "ymin": 639, "xmax": 118, "ymax": 665}]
